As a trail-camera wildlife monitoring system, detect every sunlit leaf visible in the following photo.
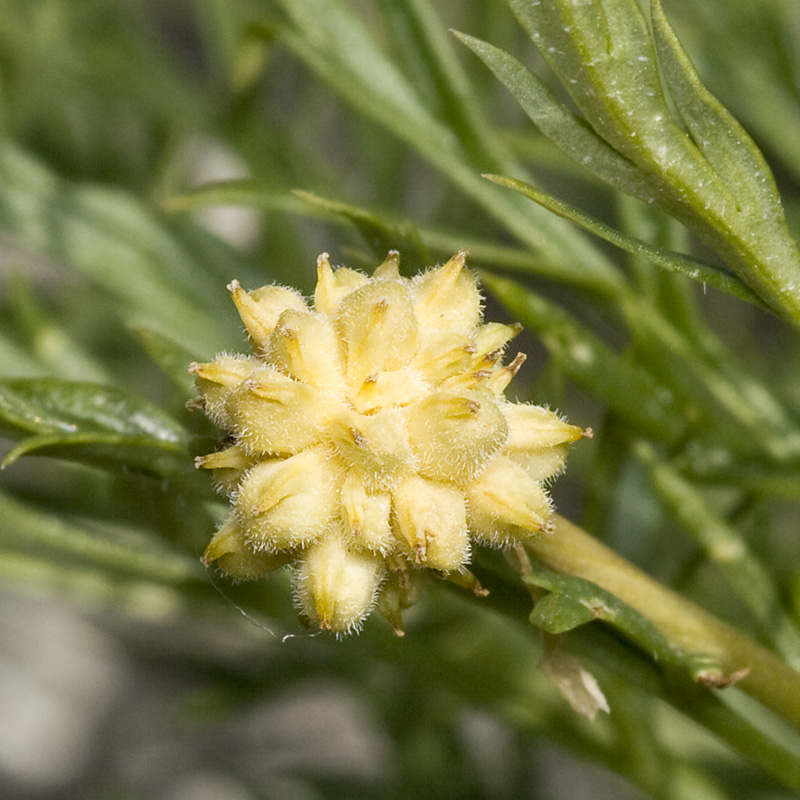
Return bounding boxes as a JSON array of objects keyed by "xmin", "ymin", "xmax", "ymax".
[{"xmin": 0, "ymin": 378, "xmax": 192, "ymax": 479}]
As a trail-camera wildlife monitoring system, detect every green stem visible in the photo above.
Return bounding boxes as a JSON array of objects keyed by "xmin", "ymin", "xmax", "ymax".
[{"xmin": 526, "ymin": 515, "xmax": 800, "ymax": 732}]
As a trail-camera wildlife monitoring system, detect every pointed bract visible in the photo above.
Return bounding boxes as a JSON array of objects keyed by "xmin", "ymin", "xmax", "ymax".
[{"xmin": 296, "ymin": 536, "xmax": 385, "ymax": 634}]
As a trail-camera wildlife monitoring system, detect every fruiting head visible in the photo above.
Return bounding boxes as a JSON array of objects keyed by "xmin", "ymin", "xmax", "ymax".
[{"xmin": 193, "ymin": 251, "xmax": 588, "ymax": 634}]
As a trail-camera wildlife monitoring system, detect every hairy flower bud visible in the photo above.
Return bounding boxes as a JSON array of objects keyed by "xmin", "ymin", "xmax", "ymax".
[
  {"xmin": 202, "ymin": 517, "xmax": 292, "ymax": 581},
  {"xmin": 228, "ymin": 367, "xmax": 327, "ymax": 456},
  {"xmin": 235, "ymin": 447, "xmax": 340, "ymax": 552},
  {"xmin": 296, "ymin": 535, "xmax": 385, "ymax": 634},
  {"xmin": 189, "ymin": 354, "xmax": 258, "ymax": 428},
  {"xmin": 406, "ymin": 390, "xmax": 508, "ymax": 483},
  {"xmin": 391, "ymin": 474, "xmax": 470, "ymax": 571},
  {"xmin": 195, "ymin": 251, "xmax": 588, "ymax": 634},
  {"xmin": 228, "ymin": 280, "xmax": 306, "ymax": 352},
  {"xmin": 336, "ymin": 279, "xmax": 420, "ymax": 386}
]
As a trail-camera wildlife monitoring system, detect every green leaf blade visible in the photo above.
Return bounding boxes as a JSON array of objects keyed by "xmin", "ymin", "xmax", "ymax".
[
  {"xmin": 651, "ymin": 0, "xmax": 784, "ymax": 220},
  {"xmin": 454, "ymin": 31, "xmax": 656, "ymax": 202},
  {"xmin": 0, "ymin": 379, "xmax": 194, "ymax": 479}
]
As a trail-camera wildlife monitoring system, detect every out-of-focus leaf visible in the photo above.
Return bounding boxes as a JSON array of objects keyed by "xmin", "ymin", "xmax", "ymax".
[
  {"xmin": 130, "ymin": 324, "xmax": 201, "ymax": 397},
  {"xmin": 167, "ymin": 179, "xmax": 609, "ymax": 285},
  {"xmin": 622, "ymin": 298, "xmax": 800, "ymax": 463},
  {"xmin": 480, "ymin": 272, "xmax": 691, "ymax": 445},
  {"xmin": 0, "ymin": 487, "xmax": 202, "ymax": 586},
  {"xmin": 0, "ymin": 143, "xmax": 242, "ymax": 354},
  {"xmin": 266, "ymin": 0, "xmax": 624, "ymax": 294},
  {"xmin": 634, "ymin": 440, "xmax": 800, "ymax": 668},
  {"xmin": 0, "ymin": 334, "xmax": 42, "ymax": 377},
  {"xmin": 0, "ymin": 378, "xmax": 191, "ymax": 479},
  {"xmin": 165, "ymin": 179, "xmax": 307, "ymax": 217},
  {"xmin": 3, "ymin": 272, "xmax": 111, "ymax": 382}
]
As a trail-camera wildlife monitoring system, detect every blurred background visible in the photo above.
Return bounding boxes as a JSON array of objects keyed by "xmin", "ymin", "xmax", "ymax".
[{"xmin": 2, "ymin": 1, "xmax": 800, "ymax": 798}]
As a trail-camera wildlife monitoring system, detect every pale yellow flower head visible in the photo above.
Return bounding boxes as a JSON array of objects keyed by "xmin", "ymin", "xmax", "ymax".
[{"xmin": 192, "ymin": 251, "xmax": 587, "ymax": 634}]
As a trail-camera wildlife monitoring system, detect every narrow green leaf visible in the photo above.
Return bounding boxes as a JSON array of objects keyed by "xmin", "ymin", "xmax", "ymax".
[
  {"xmin": 0, "ymin": 378, "xmax": 187, "ymax": 442},
  {"xmin": 527, "ymin": 563, "xmax": 687, "ymax": 673},
  {"xmin": 0, "ymin": 378, "xmax": 192, "ymax": 478},
  {"xmin": 293, "ymin": 190, "xmax": 430, "ymax": 271},
  {"xmin": 680, "ymin": 463, "xmax": 800, "ymax": 500},
  {"xmin": 529, "ymin": 590, "xmax": 596, "ymax": 634},
  {"xmin": 169, "ymin": 179, "xmax": 616, "ymax": 289},
  {"xmin": 383, "ymin": 0, "xmax": 510, "ymax": 169},
  {"xmin": 165, "ymin": 179, "xmax": 309, "ymax": 217},
  {"xmin": 454, "ymin": 31, "xmax": 658, "ymax": 202},
  {"xmin": 267, "ymin": 0, "xmax": 623, "ymax": 293},
  {"xmin": 500, "ymin": 0, "xmax": 800, "ymax": 323},
  {"xmin": 634, "ymin": 440, "xmax": 800, "ymax": 669},
  {"xmin": 1, "ymin": 432, "xmax": 193, "ymax": 481},
  {"xmin": 651, "ymin": 0, "xmax": 784, "ymax": 220},
  {"xmin": 484, "ymin": 173, "xmax": 765, "ymax": 308}
]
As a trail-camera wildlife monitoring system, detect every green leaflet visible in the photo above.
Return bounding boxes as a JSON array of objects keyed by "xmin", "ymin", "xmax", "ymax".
[
  {"xmin": 528, "ymin": 590, "xmax": 596, "ymax": 634},
  {"xmin": 0, "ymin": 378, "xmax": 191, "ymax": 478},
  {"xmin": 508, "ymin": 0, "xmax": 709, "ymax": 187},
  {"xmin": 650, "ymin": 0, "xmax": 783, "ymax": 220},
  {"xmin": 453, "ymin": 31, "xmax": 660, "ymax": 202},
  {"xmin": 527, "ymin": 563, "xmax": 685, "ymax": 673},
  {"xmin": 463, "ymin": 0, "xmax": 800, "ymax": 323}
]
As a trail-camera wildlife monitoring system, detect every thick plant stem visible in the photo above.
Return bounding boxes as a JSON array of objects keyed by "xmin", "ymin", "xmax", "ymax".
[{"xmin": 526, "ymin": 515, "xmax": 800, "ymax": 732}]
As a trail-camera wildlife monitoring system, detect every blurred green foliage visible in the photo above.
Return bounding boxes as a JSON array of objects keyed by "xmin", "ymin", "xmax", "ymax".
[{"xmin": 2, "ymin": 1, "xmax": 800, "ymax": 798}]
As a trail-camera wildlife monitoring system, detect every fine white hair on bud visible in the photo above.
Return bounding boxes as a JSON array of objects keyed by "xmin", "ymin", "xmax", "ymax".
[
  {"xmin": 405, "ymin": 390, "xmax": 508, "ymax": 483},
  {"xmin": 235, "ymin": 446, "xmax": 340, "ymax": 553},
  {"xmin": 189, "ymin": 354, "xmax": 259, "ymax": 428},
  {"xmin": 391, "ymin": 474, "xmax": 470, "ymax": 571},
  {"xmin": 195, "ymin": 251, "xmax": 588, "ymax": 634},
  {"xmin": 228, "ymin": 280, "xmax": 307, "ymax": 352},
  {"xmin": 295, "ymin": 535, "xmax": 386, "ymax": 635},
  {"xmin": 202, "ymin": 517, "xmax": 293, "ymax": 581}
]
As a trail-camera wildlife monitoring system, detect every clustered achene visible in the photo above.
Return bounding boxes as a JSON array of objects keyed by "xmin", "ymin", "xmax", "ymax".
[{"xmin": 192, "ymin": 251, "xmax": 587, "ymax": 634}]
